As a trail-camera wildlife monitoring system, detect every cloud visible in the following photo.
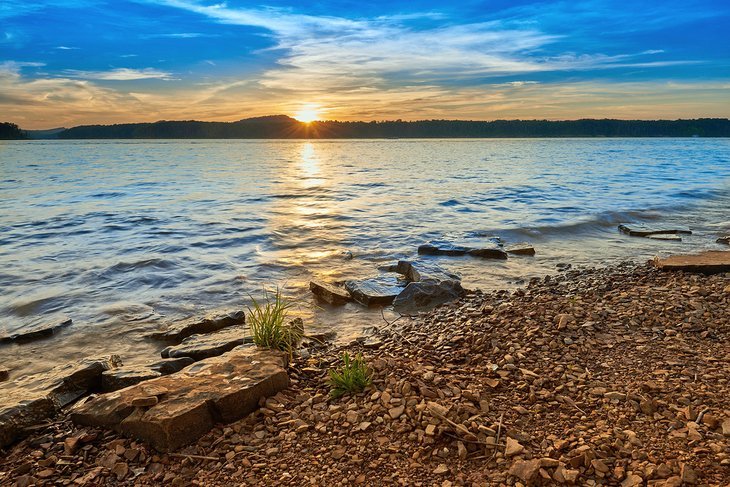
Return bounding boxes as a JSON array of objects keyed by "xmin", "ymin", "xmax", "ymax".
[
  {"xmin": 63, "ymin": 68, "xmax": 174, "ymax": 80},
  {"xmin": 55, "ymin": 46, "xmax": 79, "ymax": 50},
  {"xmin": 141, "ymin": 32, "xmax": 216, "ymax": 39}
]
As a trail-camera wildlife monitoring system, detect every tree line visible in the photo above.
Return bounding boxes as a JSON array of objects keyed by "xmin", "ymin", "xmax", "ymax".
[{"xmin": 0, "ymin": 122, "xmax": 26, "ymax": 139}]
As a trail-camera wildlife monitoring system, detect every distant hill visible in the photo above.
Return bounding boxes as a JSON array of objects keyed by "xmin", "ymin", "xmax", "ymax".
[
  {"xmin": 16, "ymin": 117, "xmax": 730, "ymax": 139},
  {"xmin": 0, "ymin": 122, "xmax": 27, "ymax": 139},
  {"xmin": 25, "ymin": 127, "xmax": 67, "ymax": 139}
]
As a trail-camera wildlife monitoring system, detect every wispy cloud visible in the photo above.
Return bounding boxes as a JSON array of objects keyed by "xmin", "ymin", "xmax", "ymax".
[
  {"xmin": 63, "ymin": 67, "xmax": 174, "ymax": 80},
  {"xmin": 54, "ymin": 45, "xmax": 79, "ymax": 50},
  {"xmin": 141, "ymin": 32, "xmax": 217, "ymax": 39}
]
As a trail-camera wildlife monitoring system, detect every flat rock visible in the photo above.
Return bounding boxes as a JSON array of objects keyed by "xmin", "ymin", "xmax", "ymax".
[
  {"xmin": 309, "ymin": 281, "xmax": 351, "ymax": 305},
  {"xmin": 654, "ymin": 251, "xmax": 730, "ymax": 274},
  {"xmin": 717, "ymin": 236, "xmax": 730, "ymax": 245},
  {"xmin": 618, "ymin": 223, "xmax": 692, "ymax": 237},
  {"xmin": 395, "ymin": 260, "xmax": 460, "ymax": 283},
  {"xmin": 149, "ymin": 310, "xmax": 245, "ymax": 342},
  {"xmin": 345, "ymin": 275, "xmax": 405, "ymax": 307},
  {"xmin": 71, "ymin": 347, "xmax": 289, "ymax": 451},
  {"xmin": 161, "ymin": 326, "xmax": 252, "ymax": 361},
  {"xmin": 102, "ymin": 367, "xmax": 163, "ymax": 392},
  {"xmin": 418, "ymin": 241, "xmax": 508, "ymax": 259},
  {"xmin": 393, "ymin": 280, "xmax": 464, "ymax": 313},
  {"xmin": 505, "ymin": 243, "xmax": 536, "ymax": 256},
  {"xmin": 0, "ymin": 356, "xmax": 121, "ymax": 447},
  {"xmin": 149, "ymin": 357, "xmax": 196, "ymax": 375},
  {"xmin": 0, "ymin": 317, "xmax": 72, "ymax": 345}
]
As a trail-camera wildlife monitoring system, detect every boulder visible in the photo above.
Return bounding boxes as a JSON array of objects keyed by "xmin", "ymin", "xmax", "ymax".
[
  {"xmin": 393, "ymin": 280, "xmax": 465, "ymax": 313},
  {"xmin": 717, "ymin": 236, "xmax": 730, "ymax": 245},
  {"xmin": 149, "ymin": 310, "xmax": 245, "ymax": 342},
  {"xmin": 161, "ymin": 327, "xmax": 251, "ymax": 361},
  {"xmin": 618, "ymin": 223, "xmax": 692, "ymax": 238},
  {"xmin": 653, "ymin": 251, "xmax": 730, "ymax": 274},
  {"xmin": 309, "ymin": 281, "xmax": 352, "ymax": 305},
  {"xmin": 505, "ymin": 243, "xmax": 536, "ymax": 256},
  {"xmin": 0, "ymin": 356, "xmax": 121, "ymax": 447},
  {"xmin": 0, "ymin": 317, "xmax": 72, "ymax": 345},
  {"xmin": 102, "ymin": 358, "xmax": 196, "ymax": 392},
  {"xmin": 395, "ymin": 260, "xmax": 460, "ymax": 283},
  {"xmin": 345, "ymin": 275, "xmax": 405, "ymax": 306},
  {"xmin": 71, "ymin": 347, "xmax": 289, "ymax": 451}
]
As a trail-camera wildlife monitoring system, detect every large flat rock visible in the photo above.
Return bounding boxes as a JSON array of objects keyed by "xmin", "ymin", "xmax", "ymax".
[
  {"xmin": 0, "ymin": 317, "xmax": 72, "ymax": 345},
  {"xmin": 309, "ymin": 280, "xmax": 352, "ymax": 305},
  {"xmin": 0, "ymin": 356, "xmax": 121, "ymax": 447},
  {"xmin": 418, "ymin": 241, "xmax": 508, "ymax": 259},
  {"xmin": 101, "ymin": 358, "xmax": 195, "ymax": 392},
  {"xmin": 619, "ymin": 223, "xmax": 692, "ymax": 238},
  {"xmin": 149, "ymin": 310, "xmax": 245, "ymax": 342},
  {"xmin": 70, "ymin": 347, "xmax": 289, "ymax": 451},
  {"xmin": 161, "ymin": 327, "xmax": 251, "ymax": 361},
  {"xmin": 345, "ymin": 275, "xmax": 405, "ymax": 306},
  {"xmin": 654, "ymin": 251, "xmax": 730, "ymax": 274}
]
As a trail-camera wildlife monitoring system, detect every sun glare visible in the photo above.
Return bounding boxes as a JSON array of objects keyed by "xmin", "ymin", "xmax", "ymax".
[{"xmin": 294, "ymin": 105, "xmax": 321, "ymax": 123}]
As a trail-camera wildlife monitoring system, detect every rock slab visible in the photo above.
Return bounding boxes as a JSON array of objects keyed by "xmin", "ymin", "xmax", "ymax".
[
  {"xmin": 654, "ymin": 251, "xmax": 730, "ymax": 274},
  {"xmin": 71, "ymin": 347, "xmax": 289, "ymax": 451},
  {"xmin": 309, "ymin": 281, "xmax": 352, "ymax": 305},
  {"xmin": 0, "ymin": 356, "xmax": 121, "ymax": 447},
  {"xmin": 101, "ymin": 358, "xmax": 194, "ymax": 392},
  {"xmin": 418, "ymin": 241, "xmax": 507, "ymax": 259},
  {"xmin": 0, "ymin": 317, "xmax": 72, "ymax": 345},
  {"xmin": 161, "ymin": 327, "xmax": 251, "ymax": 361},
  {"xmin": 345, "ymin": 276, "xmax": 405, "ymax": 306},
  {"xmin": 149, "ymin": 310, "xmax": 245, "ymax": 342},
  {"xmin": 393, "ymin": 280, "xmax": 465, "ymax": 313},
  {"xmin": 618, "ymin": 223, "xmax": 692, "ymax": 238}
]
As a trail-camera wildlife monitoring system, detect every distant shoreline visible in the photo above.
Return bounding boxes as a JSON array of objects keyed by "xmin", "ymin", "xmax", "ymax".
[{"xmin": 7, "ymin": 116, "xmax": 730, "ymax": 139}]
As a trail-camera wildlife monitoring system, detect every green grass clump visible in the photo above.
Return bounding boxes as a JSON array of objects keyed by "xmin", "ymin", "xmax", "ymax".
[
  {"xmin": 328, "ymin": 352, "xmax": 372, "ymax": 398},
  {"xmin": 247, "ymin": 288, "xmax": 302, "ymax": 353}
]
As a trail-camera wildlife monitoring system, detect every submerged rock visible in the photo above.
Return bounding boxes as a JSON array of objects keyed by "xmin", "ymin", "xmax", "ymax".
[
  {"xmin": 309, "ymin": 280, "xmax": 352, "ymax": 305},
  {"xmin": 149, "ymin": 310, "xmax": 245, "ymax": 342},
  {"xmin": 418, "ymin": 241, "xmax": 508, "ymax": 259},
  {"xmin": 345, "ymin": 276, "xmax": 405, "ymax": 306},
  {"xmin": 0, "ymin": 356, "xmax": 121, "ymax": 447},
  {"xmin": 505, "ymin": 243, "xmax": 536, "ymax": 256},
  {"xmin": 618, "ymin": 223, "xmax": 692, "ymax": 238},
  {"xmin": 161, "ymin": 326, "xmax": 251, "ymax": 361},
  {"xmin": 717, "ymin": 236, "xmax": 730, "ymax": 245},
  {"xmin": 393, "ymin": 280, "xmax": 465, "ymax": 313},
  {"xmin": 653, "ymin": 251, "xmax": 730, "ymax": 274},
  {"xmin": 0, "ymin": 317, "xmax": 72, "ymax": 345},
  {"xmin": 71, "ymin": 347, "xmax": 289, "ymax": 451}
]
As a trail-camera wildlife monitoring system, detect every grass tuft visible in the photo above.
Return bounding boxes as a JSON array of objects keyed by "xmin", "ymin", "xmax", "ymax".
[
  {"xmin": 328, "ymin": 352, "xmax": 372, "ymax": 399},
  {"xmin": 247, "ymin": 287, "xmax": 302, "ymax": 353}
]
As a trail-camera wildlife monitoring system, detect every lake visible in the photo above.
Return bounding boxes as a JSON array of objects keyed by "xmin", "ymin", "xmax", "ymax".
[{"xmin": 1, "ymin": 138, "xmax": 729, "ymax": 376}]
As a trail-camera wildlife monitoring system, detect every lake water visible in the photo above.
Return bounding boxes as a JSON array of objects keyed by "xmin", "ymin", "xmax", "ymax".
[{"xmin": 1, "ymin": 138, "xmax": 729, "ymax": 377}]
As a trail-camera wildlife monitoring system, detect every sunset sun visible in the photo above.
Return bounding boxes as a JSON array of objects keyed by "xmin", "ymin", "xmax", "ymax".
[{"xmin": 294, "ymin": 105, "xmax": 321, "ymax": 123}]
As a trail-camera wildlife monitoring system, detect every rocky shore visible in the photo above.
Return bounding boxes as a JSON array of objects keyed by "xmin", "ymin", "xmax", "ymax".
[{"xmin": 1, "ymin": 261, "xmax": 729, "ymax": 486}]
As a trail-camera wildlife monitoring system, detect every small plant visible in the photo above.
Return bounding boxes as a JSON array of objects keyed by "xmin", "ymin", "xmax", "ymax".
[
  {"xmin": 247, "ymin": 287, "xmax": 302, "ymax": 353},
  {"xmin": 328, "ymin": 352, "xmax": 372, "ymax": 399}
]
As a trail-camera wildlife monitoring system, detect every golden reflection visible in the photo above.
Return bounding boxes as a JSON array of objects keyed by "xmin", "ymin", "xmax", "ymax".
[{"xmin": 298, "ymin": 142, "xmax": 325, "ymax": 188}]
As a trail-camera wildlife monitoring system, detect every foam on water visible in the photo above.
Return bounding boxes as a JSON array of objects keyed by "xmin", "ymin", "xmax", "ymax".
[{"xmin": 1, "ymin": 138, "xmax": 729, "ymax": 376}]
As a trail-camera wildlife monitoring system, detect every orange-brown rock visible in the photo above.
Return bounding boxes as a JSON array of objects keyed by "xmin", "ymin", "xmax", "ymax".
[
  {"xmin": 653, "ymin": 251, "xmax": 730, "ymax": 273},
  {"xmin": 70, "ymin": 347, "xmax": 288, "ymax": 451}
]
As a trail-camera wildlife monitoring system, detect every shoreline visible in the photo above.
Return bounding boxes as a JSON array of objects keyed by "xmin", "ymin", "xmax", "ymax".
[{"xmin": 1, "ymin": 261, "xmax": 728, "ymax": 485}]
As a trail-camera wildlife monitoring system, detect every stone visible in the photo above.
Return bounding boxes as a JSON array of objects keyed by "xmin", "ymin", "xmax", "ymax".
[
  {"xmin": 345, "ymin": 275, "xmax": 405, "ymax": 307},
  {"xmin": 309, "ymin": 281, "xmax": 352, "ymax": 305},
  {"xmin": 388, "ymin": 405, "xmax": 405, "ymax": 419},
  {"xmin": 653, "ymin": 251, "xmax": 730, "ymax": 274},
  {"xmin": 418, "ymin": 242, "xmax": 471, "ymax": 256},
  {"xmin": 722, "ymin": 417, "xmax": 730, "ymax": 437},
  {"xmin": 392, "ymin": 280, "xmax": 465, "ymax": 313},
  {"xmin": 102, "ymin": 367, "xmax": 162, "ymax": 392},
  {"xmin": 618, "ymin": 223, "xmax": 692, "ymax": 237},
  {"xmin": 553, "ymin": 466, "xmax": 580, "ymax": 483},
  {"xmin": 467, "ymin": 246, "xmax": 509, "ymax": 259},
  {"xmin": 131, "ymin": 396, "xmax": 158, "ymax": 407},
  {"xmin": 149, "ymin": 357, "xmax": 196, "ymax": 375},
  {"xmin": 717, "ymin": 236, "xmax": 730, "ymax": 245},
  {"xmin": 161, "ymin": 327, "xmax": 252, "ymax": 361},
  {"xmin": 149, "ymin": 310, "xmax": 245, "ymax": 342},
  {"xmin": 71, "ymin": 347, "xmax": 289, "ymax": 451},
  {"xmin": 0, "ymin": 369, "xmax": 9, "ymax": 382},
  {"xmin": 621, "ymin": 474, "xmax": 644, "ymax": 487},
  {"xmin": 509, "ymin": 459, "xmax": 540, "ymax": 483},
  {"xmin": 433, "ymin": 464, "xmax": 449, "ymax": 475},
  {"xmin": 505, "ymin": 437, "xmax": 525, "ymax": 457},
  {"xmin": 0, "ymin": 356, "xmax": 120, "ymax": 447},
  {"xmin": 679, "ymin": 464, "xmax": 697, "ymax": 484},
  {"xmin": 395, "ymin": 260, "xmax": 460, "ymax": 283},
  {"xmin": 505, "ymin": 243, "xmax": 536, "ymax": 256},
  {"xmin": 0, "ymin": 317, "xmax": 72, "ymax": 344}
]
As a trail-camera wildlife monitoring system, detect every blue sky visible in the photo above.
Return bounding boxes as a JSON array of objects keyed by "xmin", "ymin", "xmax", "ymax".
[{"xmin": 1, "ymin": 0, "xmax": 729, "ymax": 127}]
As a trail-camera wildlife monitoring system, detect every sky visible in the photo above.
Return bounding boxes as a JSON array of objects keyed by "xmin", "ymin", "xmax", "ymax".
[{"xmin": 1, "ymin": 0, "xmax": 729, "ymax": 128}]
